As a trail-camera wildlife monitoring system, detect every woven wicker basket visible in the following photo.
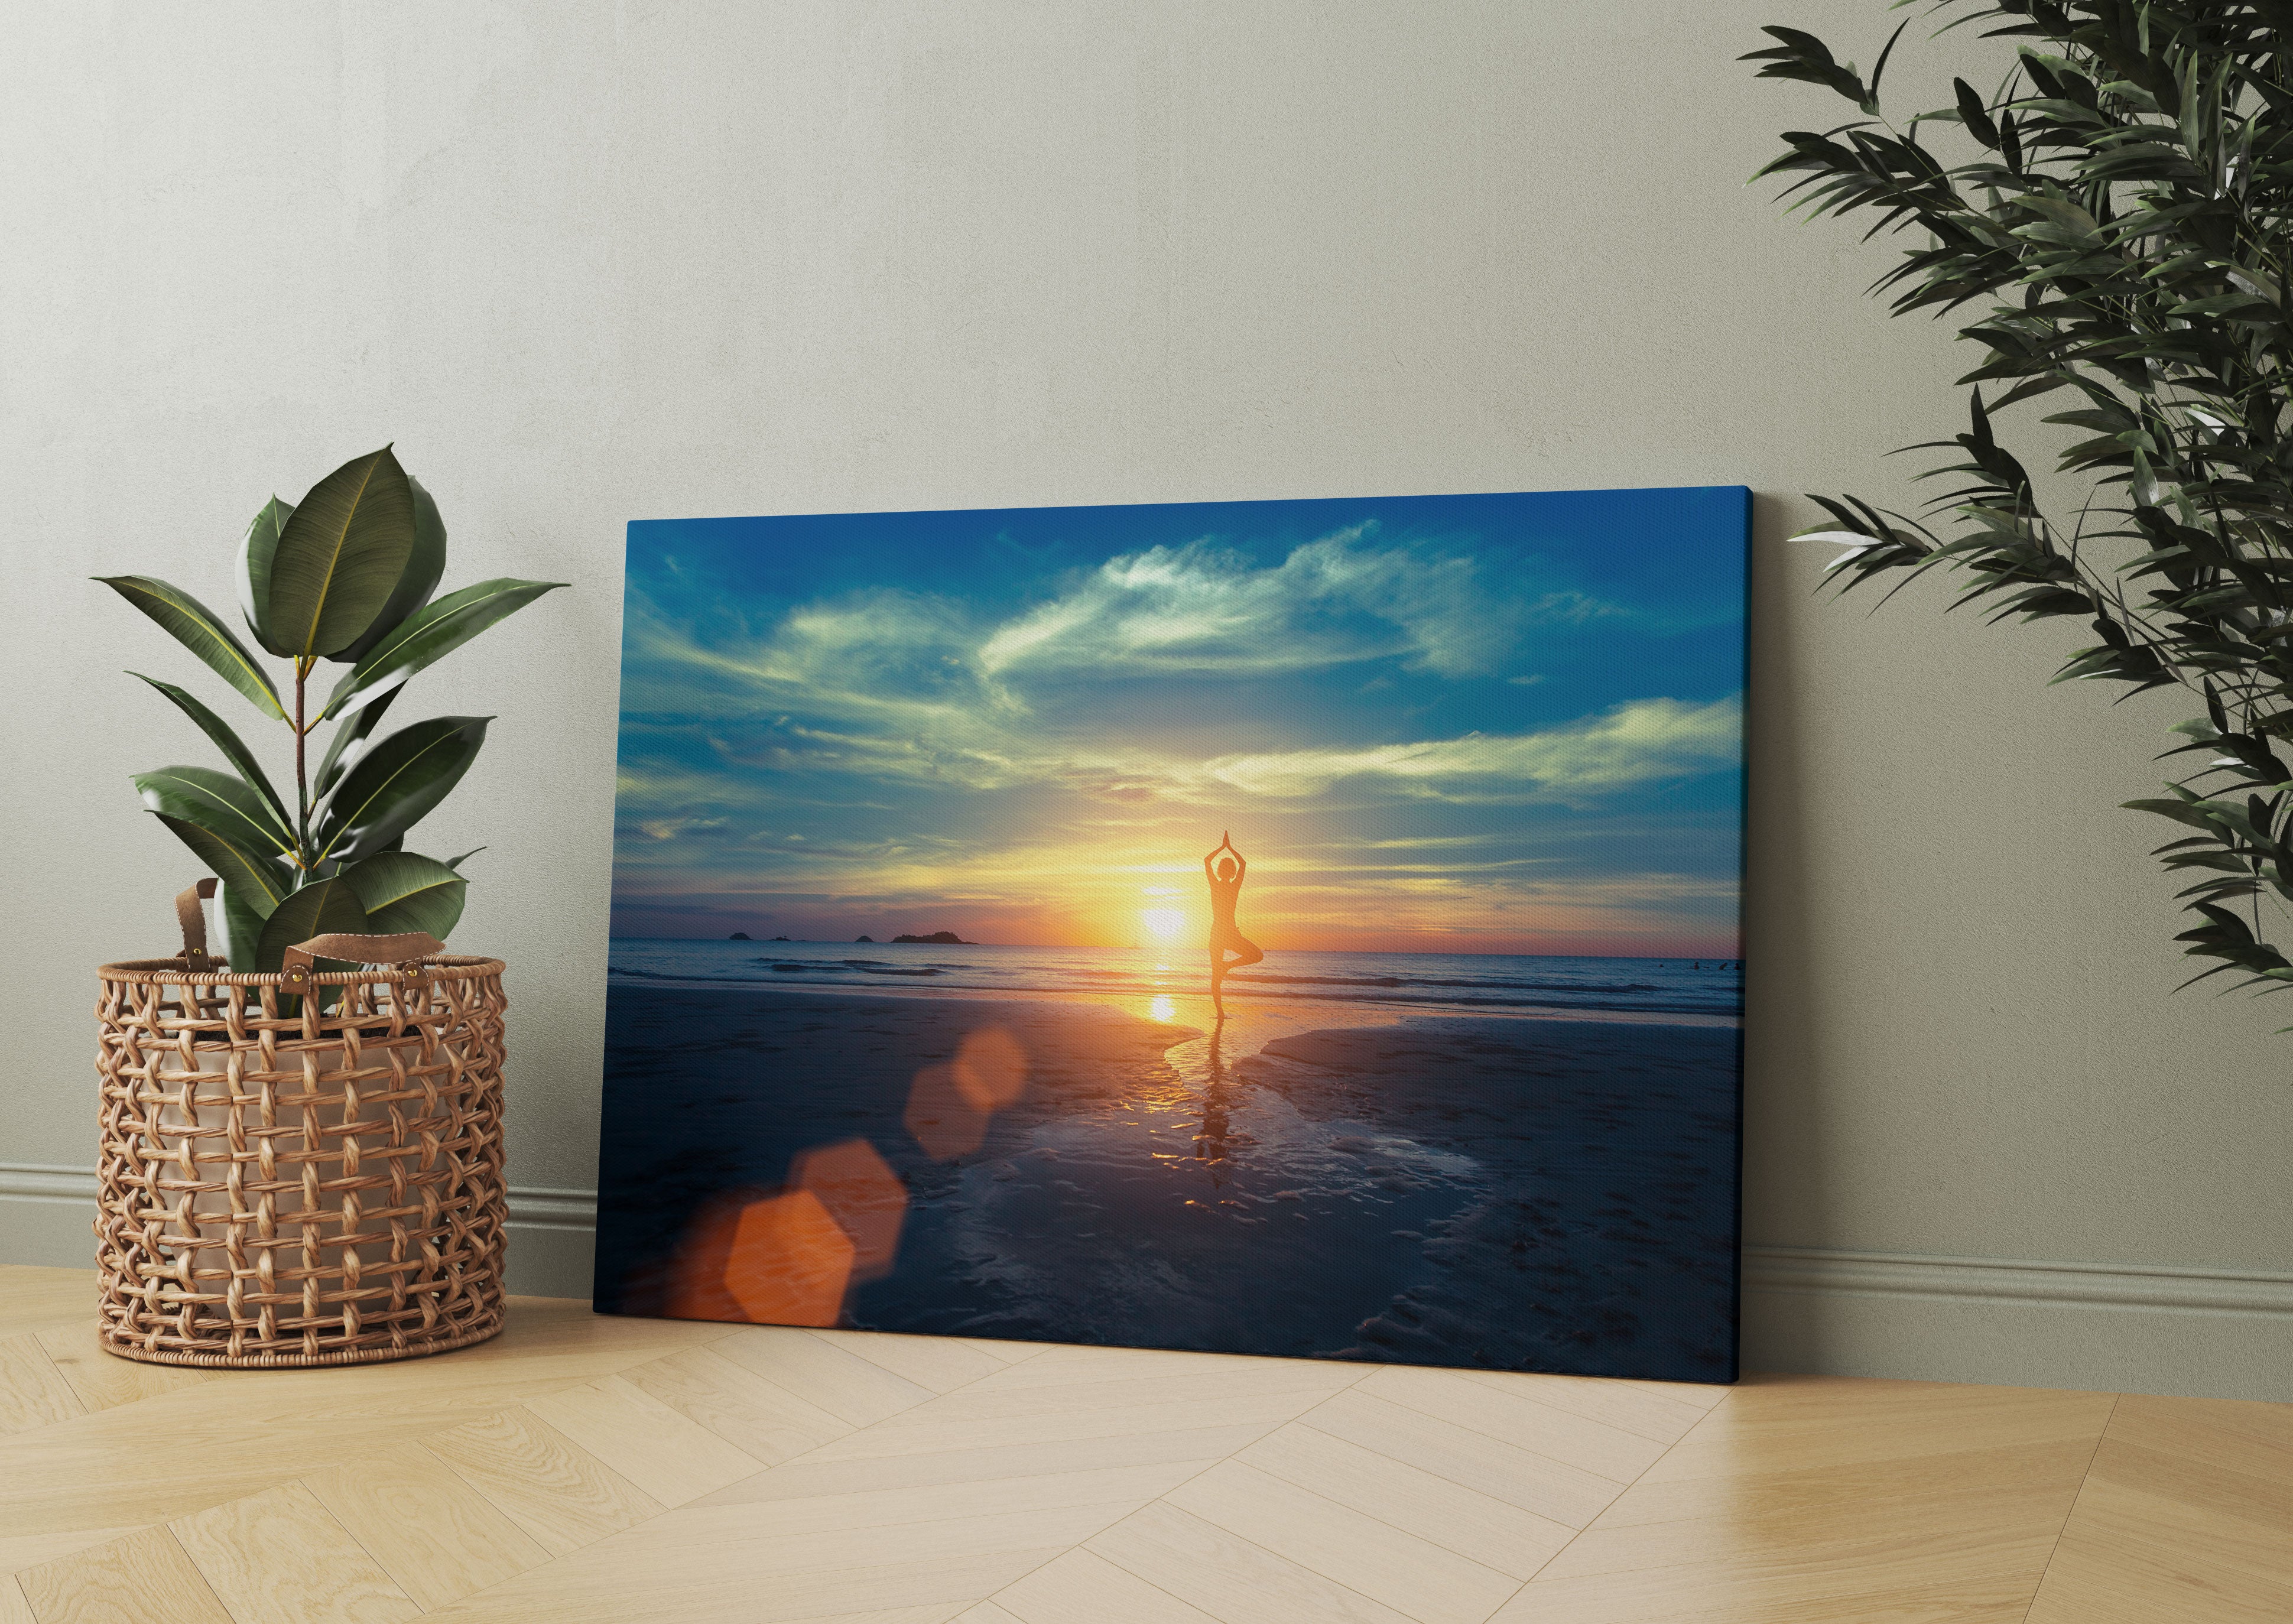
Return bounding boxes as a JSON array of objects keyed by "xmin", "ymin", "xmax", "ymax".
[{"xmin": 92, "ymin": 884, "xmax": 510, "ymax": 1368}]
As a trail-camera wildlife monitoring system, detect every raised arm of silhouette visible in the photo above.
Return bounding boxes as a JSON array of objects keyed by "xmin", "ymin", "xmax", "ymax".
[{"xmin": 1203, "ymin": 832, "xmax": 1262, "ymax": 1017}]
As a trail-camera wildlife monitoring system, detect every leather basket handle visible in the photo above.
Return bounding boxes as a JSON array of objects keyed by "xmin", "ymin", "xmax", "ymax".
[
  {"xmin": 280, "ymin": 932, "xmax": 447, "ymax": 988},
  {"xmin": 175, "ymin": 880, "xmax": 219, "ymax": 971}
]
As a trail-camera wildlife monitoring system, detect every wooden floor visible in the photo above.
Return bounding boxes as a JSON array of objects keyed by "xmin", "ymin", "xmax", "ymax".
[{"xmin": 2, "ymin": 1266, "xmax": 2286, "ymax": 1623}]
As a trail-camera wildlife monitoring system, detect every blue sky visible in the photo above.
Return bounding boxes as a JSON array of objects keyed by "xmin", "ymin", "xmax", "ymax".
[{"xmin": 611, "ymin": 486, "xmax": 1747, "ymax": 956}]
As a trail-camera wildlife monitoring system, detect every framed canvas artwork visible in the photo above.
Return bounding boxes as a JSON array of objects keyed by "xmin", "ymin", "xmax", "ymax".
[{"xmin": 595, "ymin": 486, "xmax": 1748, "ymax": 1382}]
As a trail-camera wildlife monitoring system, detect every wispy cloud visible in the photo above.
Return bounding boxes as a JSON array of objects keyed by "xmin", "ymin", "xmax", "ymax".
[
  {"xmin": 635, "ymin": 816, "xmax": 726, "ymax": 841},
  {"xmin": 1191, "ymin": 697, "xmax": 1742, "ymax": 802},
  {"xmin": 624, "ymin": 527, "xmax": 1625, "ymax": 753},
  {"xmin": 617, "ymin": 683, "xmax": 1738, "ymax": 830},
  {"xmin": 979, "ymin": 525, "xmax": 1531, "ymax": 679},
  {"xmin": 623, "ymin": 584, "xmax": 1003, "ymax": 723}
]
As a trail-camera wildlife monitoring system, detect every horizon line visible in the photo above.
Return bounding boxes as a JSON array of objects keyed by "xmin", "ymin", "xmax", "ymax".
[{"xmin": 606, "ymin": 934, "xmax": 1742, "ymax": 963}]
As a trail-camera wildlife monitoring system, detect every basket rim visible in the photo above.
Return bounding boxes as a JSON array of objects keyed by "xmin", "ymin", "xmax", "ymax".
[
  {"xmin": 98, "ymin": 1308, "xmax": 506, "ymax": 1368},
  {"xmin": 99, "ymin": 954, "xmax": 505, "ymax": 986}
]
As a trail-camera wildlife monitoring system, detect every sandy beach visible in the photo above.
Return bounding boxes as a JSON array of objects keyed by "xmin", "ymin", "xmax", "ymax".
[{"xmin": 595, "ymin": 980, "xmax": 1739, "ymax": 1381}]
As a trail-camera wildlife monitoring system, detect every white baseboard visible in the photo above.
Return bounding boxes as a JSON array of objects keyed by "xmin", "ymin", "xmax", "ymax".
[
  {"xmin": 0, "ymin": 1163, "xmax": 597, "ymax": 1226},
  {"xmin": 1737, "ymin": 1243, "xmax": 2293, "ymax": 1401},
  {"xmin": 8, "ymin": 1165, "xmax": 2286, "ymax": 1399},
  {"xmin": 1742, "ymin": 1243, "xmax": 2293, "ymax": 1316},
  {"xmin": 0, "ymin": 1162, "xmax": 596, "ymax": 1299}
]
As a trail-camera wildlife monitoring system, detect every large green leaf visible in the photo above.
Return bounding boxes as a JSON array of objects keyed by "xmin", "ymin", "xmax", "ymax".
[
  {"xmin": 320, "ymin": 577, "xmax": 567, "ymax": 721},
  {"xmin": 235, "ymin": 496, "xmax": 295, "ymax": 656},
  {"xmin": 135, "ymin": 765, "xmax": 294, "ymax": 857},
  {"xmin": 217, "ymin": 882, "xmax": 268, "ymax": 972},
  {"xmin": 150, "ymin": 814, "xmax": 290, "ymax": 917},
  {"xmin": 254, "ymin": 876, "xmax": 371, "ymax": 976},
  {"xmin": 340, "ymin": 850, "xmax": 467, "ymax": 939},
  {"xmin": 311, "ymin": 684, "xmax": 402, "ymax": 800},
  {"xmin": 268, "ymin": 446, "xmax": 417, "ymax": 659},
  {"xmin": 313, "ymin": 715, "xmax": 491, "ymax": 863},
  {"xmin": 333, "ymin": 476, "xmax": 449, "ymax": 665},
  {"xmin": 95, "ymin": 577, "xmax": 285, "ymax": 720},
  {"xmin": 131, "ymin": 674, "xmax": 290, "ymax": 828}
]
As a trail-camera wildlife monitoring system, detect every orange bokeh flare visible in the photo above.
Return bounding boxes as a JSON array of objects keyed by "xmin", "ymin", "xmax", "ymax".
[
  {"xmin": 721, "ymin": 1190, "xmax": 855, "ymax": 1326},
  {"xmin": 904, "ymin": 1026, "xmax": 1028, "ymax": 1159},
  {"xmin": 792, "ymin": 1138, "xmax": 907, "ymax": 1281},
  {"xmin": 663, "ymin": 1186, "xmax": 852, "ymax": 1327}
]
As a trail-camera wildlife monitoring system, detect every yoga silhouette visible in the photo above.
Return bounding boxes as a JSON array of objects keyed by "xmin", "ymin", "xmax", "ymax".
[{"xmin": 1203, "ymin": 832, "xmax": 1263, "ymax": 1016}]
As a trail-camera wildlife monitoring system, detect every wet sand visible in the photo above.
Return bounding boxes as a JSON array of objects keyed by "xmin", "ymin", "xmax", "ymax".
[{"xmin": 595, "ymin": 983, "xmax": 1739, "ymax": 1382}]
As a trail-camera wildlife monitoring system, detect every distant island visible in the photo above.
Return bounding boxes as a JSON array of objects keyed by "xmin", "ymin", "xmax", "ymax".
[
  {"xmin": 728, "ymin": 932, "xmax": 751, "ymax": 941},
  {"xmin": 855, "ymin": 935, "xmax": 873, "ymax": 943},
  {"xmin": 892, "ymin": 931, "xmax": 969, "ymax": 944}
]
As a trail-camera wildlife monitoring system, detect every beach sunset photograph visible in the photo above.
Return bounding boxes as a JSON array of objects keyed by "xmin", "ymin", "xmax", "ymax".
[{"xmin": 596, "ymin": 486, "xmax": 1748, "ymax": 1381}]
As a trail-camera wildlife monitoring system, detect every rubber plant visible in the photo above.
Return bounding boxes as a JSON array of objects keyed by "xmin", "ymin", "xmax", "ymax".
[
  {"xmin": 99, "ymin": 447, "xmax": 564, "ymax": 971},
  {"xmin": 1746, "ymin": 2, "xmax": 2293, "ymax": 1008}
]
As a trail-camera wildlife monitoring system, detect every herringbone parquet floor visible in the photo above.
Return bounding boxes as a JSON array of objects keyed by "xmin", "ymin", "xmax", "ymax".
[{"xmin": 2, "ymin": 1265, "xmax": 2286, "ymax": 1622}]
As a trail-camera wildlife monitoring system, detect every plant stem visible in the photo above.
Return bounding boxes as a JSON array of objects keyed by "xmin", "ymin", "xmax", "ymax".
[{"xmin": 294, "ymin": 658, "xmax": 309, "ymax": 865}]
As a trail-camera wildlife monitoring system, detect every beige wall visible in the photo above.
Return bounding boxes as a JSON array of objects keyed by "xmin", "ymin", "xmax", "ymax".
[{"xmin": 4, "ymin": 2, "xmax": 2286, "ymax": 1399}]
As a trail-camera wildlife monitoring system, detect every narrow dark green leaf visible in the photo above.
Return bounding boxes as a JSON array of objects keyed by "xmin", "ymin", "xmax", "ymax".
[
  {"xmin": 268, "ymin": 446, "xmax": 417, "ymax": 659},
  {"xmin": 130, "ymin": 674, "xmax": 290, "ymax": 828},
  {"xmin": 235, "ymin": 496, "xmax": 295, "ymax": 656},
  {"xmin": 1953, "ymin": 78, "xmax": 2000, "ymax": 148},
  {"xmin": 150, "ymin": 814, "xmax": 289, "ymax": 916},
  {"xmin": 2125, "ymin": 797, "xmax": 2227, "ymax": 832},
  {"xmin": 320, "ymin": 577, "xmax": 566, "ymax": 722},
  {"xmin": 96, "ymin": 577, "xmax": 285, "ymax": 719},
  {"xmin": 1862, "ymin": 18, "xmax": 1909, "ymax": 113},
  {"xmin": 134, "ymin": 766, "xmax": 294, "ymax": 856},
  {"xmin": 444, "ymin": 846, "xmax": 485, "ymax": 871},
  {"xmin": 340, "ymin": 850, "xmax": 467, "ymax": 939},
  {"xmin": 313, "ymin": 715, "xmax": 491, "ymax": 864},
  {"xmin": 333, "ymin": 475, "xmax": 449, "ymax": 665}
]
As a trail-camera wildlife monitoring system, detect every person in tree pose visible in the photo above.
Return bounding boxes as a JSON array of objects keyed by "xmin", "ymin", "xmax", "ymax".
[{"xmin": 1203, "ymin": 832, "xmax": 1262, "ymax": 1016}]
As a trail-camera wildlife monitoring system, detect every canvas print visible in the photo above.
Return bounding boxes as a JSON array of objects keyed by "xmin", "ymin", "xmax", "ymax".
[{"xmin": 596, "ymin": 486, "xmax": 1748, "ymax": 1382}]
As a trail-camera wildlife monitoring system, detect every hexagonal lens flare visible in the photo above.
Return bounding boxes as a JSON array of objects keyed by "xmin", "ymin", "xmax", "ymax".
[
  {"xmin": 792, "ymin": 1138, "xmax": 907, "ymax": 1281},
  {"xmin": 904, "ymin": 1026, "xmax": 1028, "ymax": 1159}
]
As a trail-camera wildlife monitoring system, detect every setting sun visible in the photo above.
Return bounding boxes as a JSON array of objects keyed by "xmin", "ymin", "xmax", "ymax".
[{"xmin": 1141, "ymin": 908, "xmax": 1185, "ymax": 943}]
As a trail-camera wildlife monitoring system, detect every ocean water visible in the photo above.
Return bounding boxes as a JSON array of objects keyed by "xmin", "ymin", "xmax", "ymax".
[{"xmin": 606, "ymin": 938, "xmax": 1743, "ymax": 1022}]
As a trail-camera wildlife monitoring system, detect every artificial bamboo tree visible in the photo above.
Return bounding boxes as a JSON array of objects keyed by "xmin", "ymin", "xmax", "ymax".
[{"xmin": 1747, "ymin": 1, "xmax": 2293, "ymax": 1006}]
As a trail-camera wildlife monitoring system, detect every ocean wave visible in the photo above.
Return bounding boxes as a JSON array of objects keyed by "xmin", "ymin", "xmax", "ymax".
[
  {"xmin": 757, "ymin": 957, "xmax": 952, "ymax": 977},
  {"xmin": 615, "ymin": 965, "xmax": 946, "ymax": 983},
  {"xmin": 1230, "ymin": 970, "xmax": 1661, "ymax": 995},
  {"xmin": 1233, "ymin": 988, "xmax": 1726, "ymax": 1015}
]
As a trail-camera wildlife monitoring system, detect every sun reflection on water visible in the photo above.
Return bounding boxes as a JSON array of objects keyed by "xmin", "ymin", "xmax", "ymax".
[{"xmin": 1149, "ymin": 994, "xmax": 1175, "ymax": 1022}]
